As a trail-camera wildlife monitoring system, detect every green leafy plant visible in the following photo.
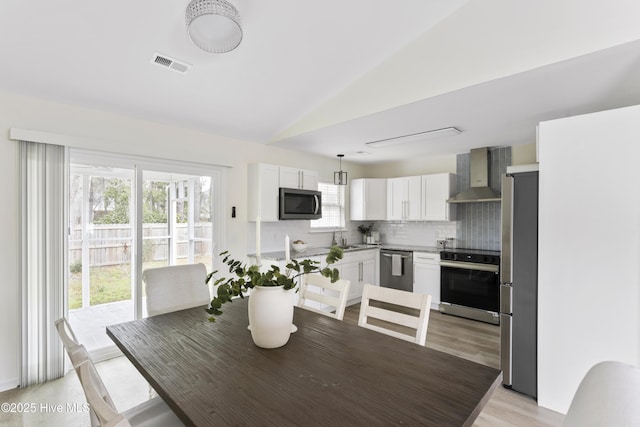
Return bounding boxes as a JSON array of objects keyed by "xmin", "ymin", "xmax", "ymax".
[
  {"xmin": 358, "ymin": 223, "xmax": 374, "ymax": 236},
  {"xmin": 69, "ymin": 261, "xmax": 82, "ymax": 274},
  {"xmin": 205, "ymin": 246, "xmax": 344, "ymax": 322}
]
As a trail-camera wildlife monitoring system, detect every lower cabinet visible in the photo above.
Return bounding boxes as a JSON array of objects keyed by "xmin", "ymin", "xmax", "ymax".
[
  {"xmin": 276, "ymin": 249, "xmax": 379, "ymax": 309},
  {"xmin": 413, "ymin": 252, "xmax": 440, "ymax": 310},
  {"xmin": 339, "ymin": 250, "xmax": 378, "ymax": 305}
]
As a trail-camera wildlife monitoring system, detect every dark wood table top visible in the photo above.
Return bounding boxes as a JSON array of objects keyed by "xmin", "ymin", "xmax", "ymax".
[{"xmin": 106, "ymin": 299, "xmax": 501, "ymax": 427}]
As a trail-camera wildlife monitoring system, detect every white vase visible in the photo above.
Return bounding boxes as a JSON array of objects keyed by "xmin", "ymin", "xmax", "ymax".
[{"xmin": 248, "ymin": 285, "xmax": 295, "ymax": 348}]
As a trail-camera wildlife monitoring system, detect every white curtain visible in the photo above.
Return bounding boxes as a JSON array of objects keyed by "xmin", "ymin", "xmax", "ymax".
[{"xmin": 19, "ymin": 141, "xmax": 67, "ymax": 386}]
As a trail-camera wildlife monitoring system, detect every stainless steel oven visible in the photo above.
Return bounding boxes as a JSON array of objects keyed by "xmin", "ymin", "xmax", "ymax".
[{"xmin": 439, "ymin": 249, "xmax": 500, "ymax": 324}]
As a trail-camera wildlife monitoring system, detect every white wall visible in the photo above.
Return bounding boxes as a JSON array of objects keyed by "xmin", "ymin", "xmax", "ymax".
[
  {"xmin": 0, "ymin": 109, "xmax": 19, "ymax": 391},
  {"xmin": 511, "ymin": 142, "xmax": 537, "ymax": 165},
  {"xmin": 363, "ymin": 154, "xmax": 456, "ymax": 179},
  {"xmin": 537, "ymin": 105, "xmax": 640, "ymax": 413},
  {"xmin": 0, "ymin": 90, "xmax": 367, "ymax": 390}
]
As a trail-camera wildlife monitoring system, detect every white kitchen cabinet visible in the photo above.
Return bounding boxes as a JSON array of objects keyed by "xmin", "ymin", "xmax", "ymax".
[
  {"xmin": 340, "ymin": 260, "xmax": 361, "ymax": 301},
  {"xmin": 350, "ymin": 178, "xmax": 387, "ymax": 220},
  {"xmin": 413, "ymin": 252, "xmax": 440, "ymax": 310},
  {"xmin": 274, "ymin": 249, "xmax": 378, "ymax": 309},
  {"xmin": 387, "ymin": 176, "xmax": 421, "ymax": 221},
  {"xmin": 279, "ymin": 166, "xmax": 318, "ymax": 190},
  {"xmin": 281, "ymin": 250, "xmax": 378, "ymax": 311},
  {"xmin": 247, "ymin": 163, "xmax": 280, "ymax": 222},
  {"xmin": 360, "ymin": 257, "xmax": 376, "ymax": 289},
  {"xmin": 421, "ymin": 173, "xmax": 457, "ymax": 221},
  {"xmin": 294, "ymin": 255, "xmax": 326, "ymax": 310},
  {"xmin": 339, "ymin": 249, "xmax": 379, "ymax": 304}
]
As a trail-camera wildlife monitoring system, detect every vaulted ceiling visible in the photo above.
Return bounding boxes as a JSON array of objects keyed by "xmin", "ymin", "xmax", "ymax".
[{"xmin": 2, "ymin": 1, "xmax": 640, "ymax": 163}]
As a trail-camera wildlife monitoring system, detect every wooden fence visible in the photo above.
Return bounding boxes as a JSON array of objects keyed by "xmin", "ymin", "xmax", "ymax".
[{"xmin": 69, "ymin": 223, "xmax": 213, "ymax": 267}]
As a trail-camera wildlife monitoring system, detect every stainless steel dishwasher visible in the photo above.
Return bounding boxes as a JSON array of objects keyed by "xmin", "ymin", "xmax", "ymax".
[{"xmin": 380, "ymin": 249, "xmax": 413, "ymax": 292}]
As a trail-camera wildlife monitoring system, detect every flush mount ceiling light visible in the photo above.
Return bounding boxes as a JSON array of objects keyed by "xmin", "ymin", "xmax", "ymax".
[
  {"xmin": 365, "ymin": 127, "xmax": 462, "ymax": 148},
  {"xmin": 185, "ymin": 0, "xmax": 243, "ymax": 53},
  {"xmin": 334, "ymin": 154, "xmax": 348, "ymax": 186}
]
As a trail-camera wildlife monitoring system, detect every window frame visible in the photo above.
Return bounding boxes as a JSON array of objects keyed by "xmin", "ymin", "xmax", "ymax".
[{"xmin": 310, "ymin": 182, "xmax": 346, "ymax": 232}]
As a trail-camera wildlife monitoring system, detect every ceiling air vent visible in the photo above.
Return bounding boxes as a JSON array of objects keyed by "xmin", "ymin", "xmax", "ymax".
[{"xmin": 151, "ymin": 52, "xmax": 191, "ymax": 74}]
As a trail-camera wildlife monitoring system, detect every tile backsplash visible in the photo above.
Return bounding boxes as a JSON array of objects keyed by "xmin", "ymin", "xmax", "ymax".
[
  {"xmin": 455, "ymin": 146, "xmax": 511, "ymax": 251},
  {"xmin": 248, "ymin": 220, "xmax": 361, "ymax": 255},
  {"xmin": 374, "ymin": 221, "xmax": 456, "ymax": 247}
]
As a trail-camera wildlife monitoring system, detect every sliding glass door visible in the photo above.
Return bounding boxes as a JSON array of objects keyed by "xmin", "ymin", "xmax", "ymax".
[
  {"xmin": 141, "ymin": 172, "xmax": 214, "ymax": 272},
  {"xmin": 67, "ymin": 151, "xmax": 224, "ymax": 359},
  {"xmin": 68, "ymin": 165, "xmax": 135, "ymax": 357}
]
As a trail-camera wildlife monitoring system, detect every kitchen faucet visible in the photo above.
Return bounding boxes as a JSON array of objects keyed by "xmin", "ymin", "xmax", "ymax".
[{"xmin": 332, "ymin": 231, "xmax": 347, "ymax": 246}]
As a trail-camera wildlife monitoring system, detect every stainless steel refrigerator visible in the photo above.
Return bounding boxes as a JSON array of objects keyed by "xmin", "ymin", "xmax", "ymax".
[{"xmin": 500, "ymin": 169, "xmax": 538, "ymax": 399}]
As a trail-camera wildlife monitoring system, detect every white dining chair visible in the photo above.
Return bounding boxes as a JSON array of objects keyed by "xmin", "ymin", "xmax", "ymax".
[
  {"xmin": 55, "ymin": 318, "xmax": 183, "ymax": 427},
  {"xmin": 563, "ymin": 361, "xmax": 640, "ymax": 427},
  {"xmin": 358, "ymin": 284, "xmax": 432, "ymax": 346},
  {"xmin": 142, "ymin": 263, "xmax": 209, "ymax": 317},
  {"xmin": 298, "ymin": 274, "xmax": 351, "ymax": 320}
]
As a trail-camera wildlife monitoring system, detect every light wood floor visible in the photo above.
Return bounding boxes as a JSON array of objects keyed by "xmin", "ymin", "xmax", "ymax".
[
  {"xmin": 0, "ymin": 307, "xmax": 565, "ymax": 427},
  {"xmin": 345, "ymin": 304, "xmax": 564, "ymax": 427}
]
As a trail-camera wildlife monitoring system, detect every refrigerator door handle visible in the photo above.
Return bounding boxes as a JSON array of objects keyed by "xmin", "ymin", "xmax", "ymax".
[
  {"xmin": 500, "ymin": 284, "xmax": 513, "ymax": 314},
  {"xmin": 500, "ymin": 313, "xmax": 513, "ymax": 386},
  {"xmin": 501, "ymin": 175, "xmax": 514, "ymax": 284}
]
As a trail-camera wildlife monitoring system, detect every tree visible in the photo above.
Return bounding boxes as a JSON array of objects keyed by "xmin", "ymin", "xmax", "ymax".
[
  {"xmin": 143, "ymin": 181, "xmax": 169, "ymax": 223},
  {"xmin": 92, "ymin": 178, "xmax": 131, "ymax": 224}
]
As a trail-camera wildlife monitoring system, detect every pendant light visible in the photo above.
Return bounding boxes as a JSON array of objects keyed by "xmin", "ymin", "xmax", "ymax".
[{"xmin": 334, "ymin": 154, "xmax": 348, "ymax": 186}]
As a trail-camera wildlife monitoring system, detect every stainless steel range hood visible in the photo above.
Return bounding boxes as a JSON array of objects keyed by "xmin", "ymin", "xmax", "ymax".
[{"xmin": 448, "ymin": 147, "xmax": 501, "ymax": 203}]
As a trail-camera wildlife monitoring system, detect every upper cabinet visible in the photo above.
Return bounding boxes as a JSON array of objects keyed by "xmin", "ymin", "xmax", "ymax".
[
  {"xmin": 422, "ymin": 173, "xmax": 457, "ymax": 221},
  {"xmin": 248, "ymin": 163, "xmax": 320, "ymax": 222},
  {"xmin": 350, "ymin": 178, "xmax": 387, "ymax": 221},
  {"xmin": 279, "ymin": 167, "xmax": 318, "ymax": 191},
  {"xmin": 248, "ymin": 163, "xmax": 280, "ymax": 222},
  {"xmin": 363, "ymin": 173, "xmax": 456, "ymax": 222},
  {"xmin": 387, "ymin": 176, "xmax": 422, "ymax": 221}
]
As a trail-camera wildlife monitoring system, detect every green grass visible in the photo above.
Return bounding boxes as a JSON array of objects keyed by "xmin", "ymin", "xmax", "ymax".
[
  {"xmin": 68, "ymin": 257, "xmax": 211, "ymax": 310},
  {"xmin": 69, "ymin": 264, "xmax": 133, "ymax": 309}
]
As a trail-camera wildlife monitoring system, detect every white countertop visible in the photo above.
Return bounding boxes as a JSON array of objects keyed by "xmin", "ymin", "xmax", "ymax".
[{"xmin": 251, "ymin": 244, "xmax": 441, "ymax": 261}]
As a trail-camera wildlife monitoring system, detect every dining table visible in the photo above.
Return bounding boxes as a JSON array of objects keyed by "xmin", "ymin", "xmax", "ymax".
[{"xmin": 106, "ymin": 298, "xmax": 502, "ymax": 426}]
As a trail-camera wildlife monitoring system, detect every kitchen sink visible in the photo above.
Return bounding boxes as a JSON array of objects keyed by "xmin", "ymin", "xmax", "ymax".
[{"xmin": 336, "ymin": 244, "xmax": 370, "ymax": 251}]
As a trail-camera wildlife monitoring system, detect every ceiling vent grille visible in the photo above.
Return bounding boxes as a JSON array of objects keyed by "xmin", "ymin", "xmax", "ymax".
[{"xmin": 151, "ymin": 52, "xmax": 191, "ymax": 74}]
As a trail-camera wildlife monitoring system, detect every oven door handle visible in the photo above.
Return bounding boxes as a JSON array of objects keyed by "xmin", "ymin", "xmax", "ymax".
[{"xmin": 440, "ymin": 260, "xmax": 499, "ymax": 273}]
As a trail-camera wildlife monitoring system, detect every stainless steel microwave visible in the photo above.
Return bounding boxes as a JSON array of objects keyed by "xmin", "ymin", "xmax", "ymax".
[{"xmin": 279, "ymin": 187, "xmax": 322, "ymax": 220}]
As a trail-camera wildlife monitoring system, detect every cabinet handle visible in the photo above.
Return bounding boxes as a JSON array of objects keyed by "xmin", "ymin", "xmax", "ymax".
[{"xmin": 359, "ymin": 262, "xmax": 363, "ymax": 282}]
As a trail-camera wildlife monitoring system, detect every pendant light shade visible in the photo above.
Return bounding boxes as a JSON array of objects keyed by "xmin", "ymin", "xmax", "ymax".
[
  {"xmin": 334, "ymin": 154, "xmax": 348, "ymax": 186},
  {"xmin": 186, "ymin": 0, "xmax": 242, "ymax": 53}
]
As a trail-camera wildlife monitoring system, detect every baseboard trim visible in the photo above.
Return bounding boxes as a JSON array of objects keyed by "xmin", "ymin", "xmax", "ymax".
[
  {"xmin": 0, "ymin": 378, "xmax": 20, "ymax": 392},
  {"xmin": 90, "ymin": 346, "xmax": 124, "ymax": 364}
]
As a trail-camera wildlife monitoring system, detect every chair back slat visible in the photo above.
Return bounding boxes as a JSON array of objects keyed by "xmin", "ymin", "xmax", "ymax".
[
  {"xmin": 358, "ymin": 284, "xmax": 432, "ymax": 346},
  {"xmin": 55, "ymin": 318, "xmax": 124, "ymax": 427},
  {"xmin": 298, "ymin": 274, "xmax": 350, "ymax": 321}
]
